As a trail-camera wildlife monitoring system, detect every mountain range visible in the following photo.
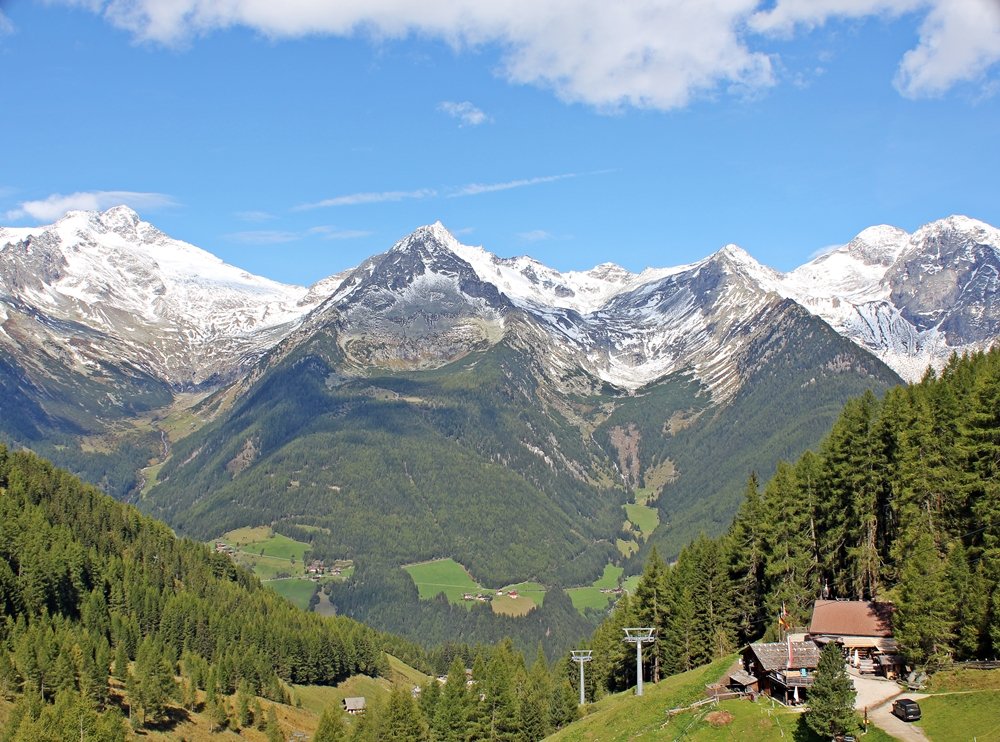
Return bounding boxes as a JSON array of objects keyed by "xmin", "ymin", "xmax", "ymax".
[{"xmin": 1, "ymin": 207, "xmax": 997, "ymax": 633}]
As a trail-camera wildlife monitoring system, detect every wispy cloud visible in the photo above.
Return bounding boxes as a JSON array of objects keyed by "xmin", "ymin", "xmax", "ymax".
[
  {"xmin": 297, "ymin": 172, "xmax": 583, "ymax": 211},
  {"xmin": 4, "ymin": 190, "xmax": 176, "ymax": 222},
  {"xmin": 808, "ymin": 242, "xmax": 844, "ymax": 260},
  {"xmin": 517, "ymin": 230, "xmax": 555, "ymax": 242},
  {"xmin": 235, "ymin": 210, "xmax": 277, "ymax": 222},
  {"xmin": 295, "ymin": 189, "xmax": 437, "ymax": 211},
  {"xmin": 438, "ymin": 101, "xmax": 491, "ymax": 126},
  {"xmin": 449, "ymin": 173, "xmax": 579, "ymax": 198},
  {"xmin": 307, "ymin": 226, "xmax": 373, "ymax": 240},
  {"xmin": 226, "ymin": 226, "xmax": 373, "ymax": 244},
  {"xmin": 225, "ymin": 230, "xmax": 301, "ymax": 245}
]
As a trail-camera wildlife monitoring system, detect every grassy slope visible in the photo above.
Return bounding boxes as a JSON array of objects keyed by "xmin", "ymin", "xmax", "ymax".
[
  {"xmin": 548, "ymin": 655, "xmax": 897, "ymax": 742},
  {"xmin": 915, "ymin": 668, "xmax": 1000, "ymax": 740},
  {"xmin": 916, "ymin": 691, "xmax": 1000, "ymax": 740},
  {"xmin": 548, "ymin": 656, "xmax": 738, "ymax": 741},
  {"xmin": 267, "ymin": 578, "xmax": 318, "ymax": 611}
]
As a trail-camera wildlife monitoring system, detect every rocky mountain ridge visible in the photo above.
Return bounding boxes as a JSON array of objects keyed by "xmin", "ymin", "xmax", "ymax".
[{"xmin": 2, "ymin": 208, "xmax": 995, "ymax": 402}]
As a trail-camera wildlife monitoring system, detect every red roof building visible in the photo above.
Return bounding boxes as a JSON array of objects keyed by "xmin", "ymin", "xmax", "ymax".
[{"xmin": 808, "ymin": 600, "xmax": 901, "ymax": 677}]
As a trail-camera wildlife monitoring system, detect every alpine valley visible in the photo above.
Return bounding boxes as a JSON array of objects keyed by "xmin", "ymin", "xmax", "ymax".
[{"xmin": 2, "ymin": 206, "xmax": 998, "ymax": 646}]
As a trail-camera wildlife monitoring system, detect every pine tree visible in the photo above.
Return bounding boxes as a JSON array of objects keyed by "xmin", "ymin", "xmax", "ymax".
[
  {"xmin": 518, "ymin": 648, "xmax": 553, "ymax": 741},
  {"xmin": 588, "ymin": 593, "xmax": 635, "ymax": 693},
  {"xmin": 417, "ymin": 674, "xmax": 440, "ymax": 723},
  {"xmin": 313, "ymin": 706, "xmax": 349, "ymax": 742},
  {"xmin": 727, "ymin": 473, "xmax": 767, "ymax": 645},
  {"xmin": 432, "ymin": 656, "xmax": 471, "ymax": 742},
  {"xmin": 549, "ymin": 677, "xmax": 579, "ymax": 730},
  {"xmin": 115, "ymin": 642, "xmax": 128, "ymax": 682},
  {"xmin": 476, "ymin": 643, "xmax": 521, "ymax": 742},
  {"xmin": 0, "ymin": 651, "xmax": 20, "ymax": 701},
  {"xmin": 236, "ymin": 679, "xmax": 254, "ymax": 728},
  {"xmin": 132, "ymin": 636, "xmax": 176, "ymax": 725},
  {"xmin": 806, "ymin": 642, "xmax": 857, "ymax": 738},
  {"xmin": 761, "ymin": 461, "xmax": 817, "ymax": 627},
  {"xmin": 377, "ymin": 686, "xmax": 430, "ymax": 741},
  {"xmin": 265, "ymin": 703, "xmax": 283, "ymax": 742},
  {"xmin": 894, "ymin": 531, "xmax": 956, "ymax": 666},
  {"xmin": 631, "ymin": 548, "xmax": 667, "ymax": 681},
  {"xmin": 206, "ymin": 694, "xmax": 230, "ymax": 733}
]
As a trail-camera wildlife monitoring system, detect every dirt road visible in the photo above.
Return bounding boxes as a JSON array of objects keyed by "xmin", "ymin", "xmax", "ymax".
[{"xmin": 849, "ymin": 672, "xmax": 929, "ymax": 742}]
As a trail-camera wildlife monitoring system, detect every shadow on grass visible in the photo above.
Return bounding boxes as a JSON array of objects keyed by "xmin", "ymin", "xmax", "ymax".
[
  {"xmin": 792, "ymin": 714, "xmax": 862, "ymax": 742},
  {"xmin": 140, "ymin": 705, "xmax": 192, "ymax": 733}
]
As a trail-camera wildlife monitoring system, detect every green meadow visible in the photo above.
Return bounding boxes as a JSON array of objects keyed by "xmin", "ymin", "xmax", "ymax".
[
  {"xmin": 623, "ymin": 503, "xmax": 659, "ymax": 539},
  {"xmin": 404, "ymin": 558, "xmax": 483, "ymax": 604}
]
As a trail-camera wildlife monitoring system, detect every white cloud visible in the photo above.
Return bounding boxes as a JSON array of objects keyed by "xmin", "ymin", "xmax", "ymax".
[
  {"xmin": 0, "ymin": 10, "xmax": 14, "ymax": 36},
  {"xmin": 809, "ymin": 242, "xmax": 846, "ymax": 259},
  {"xmin": 54, "ymin": 0, "xmax": 999, "ymax": 107},
  {"xmin": 749, "ymin": 0, "xmax": 926, "ymax": 34},
  {"xmin": 751, "ymin": 0, "xmax": 1000, "ymax": 98},
  {"xmin": 70, "ymin": 0, "xmax": 774, "ymax": 110},
  {"xmin": 295, "ymin": 189, "xmax": 437, "ymax": 210},
  {"xmin": 894, "ymin": 0, "xmax": 1000, "ymax": 98},
  {"xmin": 5, "ymin": 190, "xmax": 176, "ymax": 222},
  {"xmin": 438, "ymin": 101, "xmax": 491, "ymax": 126}
]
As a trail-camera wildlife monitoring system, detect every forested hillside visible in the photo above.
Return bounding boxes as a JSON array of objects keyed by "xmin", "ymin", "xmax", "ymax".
[
  {"xmin": 146, "ymin": 334, "xmax": 624, "ymax": 590},
  {"xmin": 0, "ymin": 446, "xmax": 394, "ymax": 737},
  {"xmin": 585, "ymin": 348, "xmax": 1000, "ymax": 696}
]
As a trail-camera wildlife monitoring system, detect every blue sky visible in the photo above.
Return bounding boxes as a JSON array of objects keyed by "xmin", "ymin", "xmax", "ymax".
[{"xmin": 2, "ymin": 0, "xmax": 999, "ymax": 286}]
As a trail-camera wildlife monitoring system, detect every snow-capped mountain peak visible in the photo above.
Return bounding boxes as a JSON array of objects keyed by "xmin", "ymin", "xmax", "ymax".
[
  {"xmin": 778, "ymin": 215, "xmax": 1000, "ymax": 381},
  {"xmin": 0, "ymin": 206, "xmax": 318, "ymax": 387},
  {"xmin": 2, "ymin": 208, "xmax": 997, "ymax": 397}
]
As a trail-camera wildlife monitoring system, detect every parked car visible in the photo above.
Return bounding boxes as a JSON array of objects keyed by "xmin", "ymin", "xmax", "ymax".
[{"xmin": 892, "ymin": 698, "xmax": 922, "ymax": 721}]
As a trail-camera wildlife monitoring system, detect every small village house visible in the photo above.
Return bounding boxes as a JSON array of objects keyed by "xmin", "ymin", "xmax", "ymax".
[{"xmin": 342, "ymin": 697, "xmax": 366, "ymax": 715}]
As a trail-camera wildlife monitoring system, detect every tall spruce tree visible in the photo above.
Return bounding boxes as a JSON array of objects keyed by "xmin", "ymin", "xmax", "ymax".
[
  {"xmin": 433, "ymin": 656, "xmax": 471, "ymax": 742},
  {"xmin": 806, "ymin": 642, "xmax": 857, "ymax": 738},
  {"xmin": 728, "ymin": 473, "xmax": 767, "ymax": 645},
  {"xmin": 313, "ymin": 706, "xmax": 349, "ymax": 742},
  {"xmin": 894, "ymin": 531, "xmax": 956, "ymax": 666},
  {"xmin": 631, "ymin": 548, "xmax": 668, "ymax": 681},
  {"xmin": 378, "ymin": 686, "xmax": 430, "ymax": 742}
]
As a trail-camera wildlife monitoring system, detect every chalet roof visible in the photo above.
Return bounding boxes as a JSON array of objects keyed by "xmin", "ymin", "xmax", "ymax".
[
  {"xmin": 809, "ymin": 600, "xmax": 894, "ymax": 638},
  {"xmin": 748, "ymin": 641, "xmax": 821, "ymax": 671},
  {"xmin": 343, "ymin": 697, "xmax": 366, "ymax": 711},
  {"xmin": 729, "ymin": 670, "xmax": 757, "ymax": 687}
]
